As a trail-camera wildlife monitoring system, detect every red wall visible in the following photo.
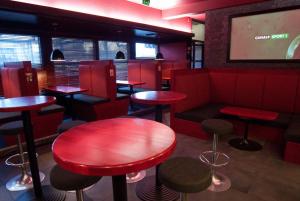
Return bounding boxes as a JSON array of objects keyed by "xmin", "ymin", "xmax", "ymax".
[{"xmin": 160, "ymin": 42, "xmax": 187, "ymax": 60}]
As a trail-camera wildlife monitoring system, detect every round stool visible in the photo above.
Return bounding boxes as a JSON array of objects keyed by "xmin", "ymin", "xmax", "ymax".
[
  {"xmin": 50, "ymin": 165, "xmax": 101, "ymax": 201},
  {"xmin": 0, "ymin": 120, "xmax": 45, "ymax": 191},
  {"xmin": 200, "ymin": 119, "xmax": 233, "ymax": 192},
  {"xmin": 57, "ymin": 120, "xmax": 86, "ymax": 134},
  {"xmin": 158, "ymin": 157, "xmax": 211, "ymax": 201}
]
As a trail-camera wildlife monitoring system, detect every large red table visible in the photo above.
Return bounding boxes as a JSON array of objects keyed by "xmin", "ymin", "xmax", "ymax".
[
  {"xmin": 0, "ymin": 96, "xmax": 65, "ymax": 201},
  {"xmin": 43, "ymin": 86, "xmax": 88, "ymax": 119},
  {"xmin": 220, "ymin": 106, "xmax": 278, "ymax": 151},
  {"xmin": 52, "ymin": 118, "xmax": 176, "ymax": 201}
]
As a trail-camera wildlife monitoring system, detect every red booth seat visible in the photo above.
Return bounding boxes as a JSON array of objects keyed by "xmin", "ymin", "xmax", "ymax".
[
  {"xmin": 118, "ymin": 60, "xmax": 162, "ymax": 94},
  {"xmin": 161, "ymin": 60, "xmax": 189, "ymax": 79},
  {"xmin": 73, "ymin": 60, "xmax": 129, "ymax": 121},
  {"xmin": 0, "ymin": 61, "xmax": 64, "ymax": 148},
  {"xmin": 171, "ymin": 68, "xmax": 300, "ymax": 164}
]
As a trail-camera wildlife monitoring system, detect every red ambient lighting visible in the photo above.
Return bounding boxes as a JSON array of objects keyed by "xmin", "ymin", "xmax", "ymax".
[{"xmin": 12, "ymin": 0, "xmax": 192, "ymax": 33}]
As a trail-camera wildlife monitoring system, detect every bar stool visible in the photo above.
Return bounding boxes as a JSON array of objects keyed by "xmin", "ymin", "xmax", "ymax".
[
  {"xmin": 0, "ymin": 120, "xmax": 45, "ymax": 191},
  {"xmin": 50, "ymin": 165, "xmax": 101, "ymax": 201},
  {"xmin": 57, "ymin": 120, "xmax": 86, "ymax": 134},
  {"xmin": 158, "ymin": 157, "xmax": 211, "ymax": 201},
  {"xmin": 200, "ymin": 118, "xmax": 233, "ymax": 192}
]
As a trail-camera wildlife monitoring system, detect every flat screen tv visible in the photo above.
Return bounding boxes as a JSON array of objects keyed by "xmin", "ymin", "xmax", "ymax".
[{"xmin": 229, "ymin": 7, "xmax": 300, "ymax": 61}]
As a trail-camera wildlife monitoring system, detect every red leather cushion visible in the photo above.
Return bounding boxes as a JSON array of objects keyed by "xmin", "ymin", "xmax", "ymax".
[
  {"xmin": 263, "ymin": 74, "xmax": 298, "ymax": 113},
  {"xmin": 234, "ymin": 73, "xmax": 264, "ymax": 108},
  {"xmin": 90, "ymin": 62, "xmax": 110, "ymax": 98},
  {"xmin": 1, "ymin": 68, "xmax": 22, "ymax": 98},
  {"xmin": 128, "ymin": 62, "xmax": 141, "ymax": 82},
  {"xmin": 209, "ymin": 72, "xmax": 237, "ymax": 104},
  {"xmin": 79, "ymin": 65, "xmax": 92, "ymax": 96},
  {"xmin": 140, "ymin": 62, "xmax": 159, "ymax": 89},
  {"xmin": 173, "ymin": 70, "xmax": 210, "ymax": 113},
  {"xmin": 162, "ymin": 62, "xmax": 173, "ymax": 78}
]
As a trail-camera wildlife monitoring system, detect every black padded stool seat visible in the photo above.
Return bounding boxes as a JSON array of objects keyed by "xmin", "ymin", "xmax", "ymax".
[
  {"xmin": 50, "ymin": 165, "xmax": 101, "ymax": 191},
  {"xmin": 201, "ymin": 119, "xmax": 233, "ymax": 136},
  {"xmin": 158, "ymin": 157, "xmax": 211, "ymax": 193},
  {"xmin": 0, "ymin": 120, "xmax": 23, "ymax": 136},
  {"xmin": 57, "ymin": 120, "xmax": 86, "ymax": 134}
]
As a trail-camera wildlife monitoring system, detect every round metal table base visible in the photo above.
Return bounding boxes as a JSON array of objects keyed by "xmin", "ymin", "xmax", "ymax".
[
  {"xmin": 6, "ymin": 172, "xmax": 45, "ymax": 192},
  {"xmin": 229, "ymin": 138, "xmax": 262, "ymax": 151},
  {"xmin": 136, "ymin": 176, "xmax": 179, "ymax": 201},
  {"xmin": 126, "ymin": 170, "xmax": 146, "ymax": 183},
  {"xmin": 207, "ymin": 172, "xmax": 231, "ymax": 192},
  {"xmin": 16, "ymin": 185, "xmax": 66, "ymax": 201}
]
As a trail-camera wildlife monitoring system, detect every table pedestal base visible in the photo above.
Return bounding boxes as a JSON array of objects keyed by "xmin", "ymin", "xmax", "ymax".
[
  {"xmin": 16, "ymin": 185, "xmax": 66, "ymax": 201},
  {"xmin": 136, "ymin": 176, "xmax": 179, "ymax": 201},
  {"xmin": 229, "ymin": 138, "xmax": 262, "ymax": 151}
]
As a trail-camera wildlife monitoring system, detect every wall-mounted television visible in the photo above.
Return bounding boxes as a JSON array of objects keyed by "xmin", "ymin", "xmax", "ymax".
[
  {"xmin": 229, "ymin": 7, "xmax": 300, "ymax": 61},
  {"xmin": 135, "ymin": 42, "xmax": 157, "ymax": 59}
]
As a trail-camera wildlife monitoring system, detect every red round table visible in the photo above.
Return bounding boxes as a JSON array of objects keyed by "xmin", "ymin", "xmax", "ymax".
[
  {"xmin": 52, "ymin": 118, "xmax": 176, "ymax": 201},
  {"xmin": 131, "ymin": 91, "xmax": 186, "ymax": 201},
  {"xmin": 0, "ymin": 96, "xmax": 65, "ymax": 201},
  {"xmin": 131, "ymin": 91, "xmax": 186, "ymax": 122}
]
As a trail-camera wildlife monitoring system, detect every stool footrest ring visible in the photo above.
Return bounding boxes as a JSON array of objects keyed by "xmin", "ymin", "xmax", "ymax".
[
  {"xmin": 5, "ymin": 152, "xmax": 39, "ymax": 167},
  {"xmin": 199, "ymin": 151, "xmax": 230, "ymax": 167}
]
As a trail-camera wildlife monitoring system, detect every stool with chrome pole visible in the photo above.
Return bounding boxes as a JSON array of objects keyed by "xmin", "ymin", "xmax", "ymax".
[
  {"xmin": 0, "ymin": 120, "xmax": 45, "ymax": 191},
  {"xmin": 199, "ymin": 119, "xmax": 233, "ymax": 192}
]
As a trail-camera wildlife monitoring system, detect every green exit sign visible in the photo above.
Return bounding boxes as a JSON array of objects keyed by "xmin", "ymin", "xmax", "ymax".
[{"xmin": 142, "ymin": 0, "xmax": 150, "ymax": 6}]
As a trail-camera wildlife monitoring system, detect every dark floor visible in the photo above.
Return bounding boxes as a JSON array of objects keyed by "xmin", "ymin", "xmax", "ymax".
[{"xmin": 1, "ymin": 113, "xmax": 300, "ymax": 201}]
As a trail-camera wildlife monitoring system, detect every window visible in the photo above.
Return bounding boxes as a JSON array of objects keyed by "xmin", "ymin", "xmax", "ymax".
[
  {"xmin": 99, "ymin": 41, "xmax": 129, "ymax": 80},
  {"xmin": 135, "ymin": 42, "xmax": 157, "ymax": 59},
  {"xmin": 51, "ymin": 37, "xmax": 95, "ymax": 86},
  {"xmin": 0, "ymin": 34, "xmax": 41, "ymax": 67},
  {"xmin": 99, "ymin": 41, "xmax": 128, "ymax": 59},
  {"xmin": 52, "ymin": 37, "xmax": 95, "ymax": 62}
]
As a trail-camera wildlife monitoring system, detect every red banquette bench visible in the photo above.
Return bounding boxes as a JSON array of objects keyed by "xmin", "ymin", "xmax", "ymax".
[
  {"xmin": 72, "ymin": 60, "xmax": 129, "ymax": 121},
  {"xmin": 0, "ymin": 61, "xmax": 64, "ymax": 147},
  {"xmin": 170, "ymin": 68, "xmax": 300, "ymax": 164}
]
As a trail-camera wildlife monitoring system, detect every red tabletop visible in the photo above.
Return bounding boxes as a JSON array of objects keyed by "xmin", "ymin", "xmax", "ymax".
[
  {"xmin": 116, "ymin": 80, "xmax": 145, "ymax": 86},
  {"xmin": 43, "ymin": 86, "xmax": 88, "ymax": 95},
  {"xmin": 0, "ymin": 96, "xmax": 56, "ymax": 112},
  {"xmin": 220, "ymin": 106, "xmax": 278, "ymax": 121},
  {"xmin": 131, "ymin": 91, "xmax": 186, "ymax": 105},
  {"xmin": 52, "ymin": 118, "xmax": 176, "ymax": 176},
  {"xmin": 162, "ymin": 76, "xmax": 171, "ymax": 81}
]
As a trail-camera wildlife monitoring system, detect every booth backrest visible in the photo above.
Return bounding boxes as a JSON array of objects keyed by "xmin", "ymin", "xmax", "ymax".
[
  {"xmin": 140, "ymin": 62, "xmax": 161, "ymax": 89},
  {"xmin": 172, "ymin": 69, "xmax": 210, "ymax": 113},
  {"xmin": 161, "ymin": 62, "xmax": 173, "ymax": 78},
  {"xmin": 1, "ymin": 61, "xmax": 39, "ymax": 98},
  {"xmin": 127, "ymin": 60, "xmax": 161, "ymax": 90},
  {"xmin": 128, "ymin": 62, "xmax": 141, "ymax": 82},
  {"xmin": 172, "ymin": 68, "xmax": 300, "ymax": 114},
  {"xmin": 79, "ymin": 60, "xmax": 116, "ymax": 99}
]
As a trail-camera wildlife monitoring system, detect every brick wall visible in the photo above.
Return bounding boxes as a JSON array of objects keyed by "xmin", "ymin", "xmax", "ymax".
[{"xmin": 204, "ymin": 0, "xmax": 300, "ymax": 68}]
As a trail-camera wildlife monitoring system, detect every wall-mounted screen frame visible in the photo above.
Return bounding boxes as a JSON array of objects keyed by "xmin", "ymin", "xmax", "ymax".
[{"xmin": 228, "ymin": 6, "xmax": 300, "ymax": 63}]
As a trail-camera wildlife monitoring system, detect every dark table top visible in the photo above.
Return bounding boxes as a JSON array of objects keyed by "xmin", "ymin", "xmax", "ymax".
[
  {"xmin": 52, "ymin": 118, "xmax": 176, "ymax": 176},
  {"xmin": 0, "ymin": 96, "xmax": 56, "ymax": 112},
  {"xmin": 220, "ymin": 106, "xmax": 278, "ymax": 121},
  {"xmin": 131, "ymin": 91, "xmax": 186, "ymax": 105}
]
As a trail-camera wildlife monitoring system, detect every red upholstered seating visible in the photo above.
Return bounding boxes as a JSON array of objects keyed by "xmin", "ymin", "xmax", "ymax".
[
  {"xmin": 171, "ymin": 68, "xmax": 300, "ymax": 164},
  {"xmin": 0, "ymin": 61, "xmax": 64, "ymax": 147},
  {"xmin": 73, "ymin": 60, "xmax": 129, "ymax": 121},
  {"xmin": 118, "ymin": 60, "xmax": 162, "ymax": 94}
]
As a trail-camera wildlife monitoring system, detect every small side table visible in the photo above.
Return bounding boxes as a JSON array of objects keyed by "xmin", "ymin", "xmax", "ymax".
[
  {"xmin": 0, "ymin": 96, "xmax": 65, "ymax": 201},
  {"xmin": 220, "ymin": 106, "xmax": 278, "ymax": 151},
  {"xmin": 43, "ymin": 86, "xmax": 87, "ymax": 119},
  {"xmin": 131, "ymin": 91, "xmax": 186, "ymax": 201}
]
